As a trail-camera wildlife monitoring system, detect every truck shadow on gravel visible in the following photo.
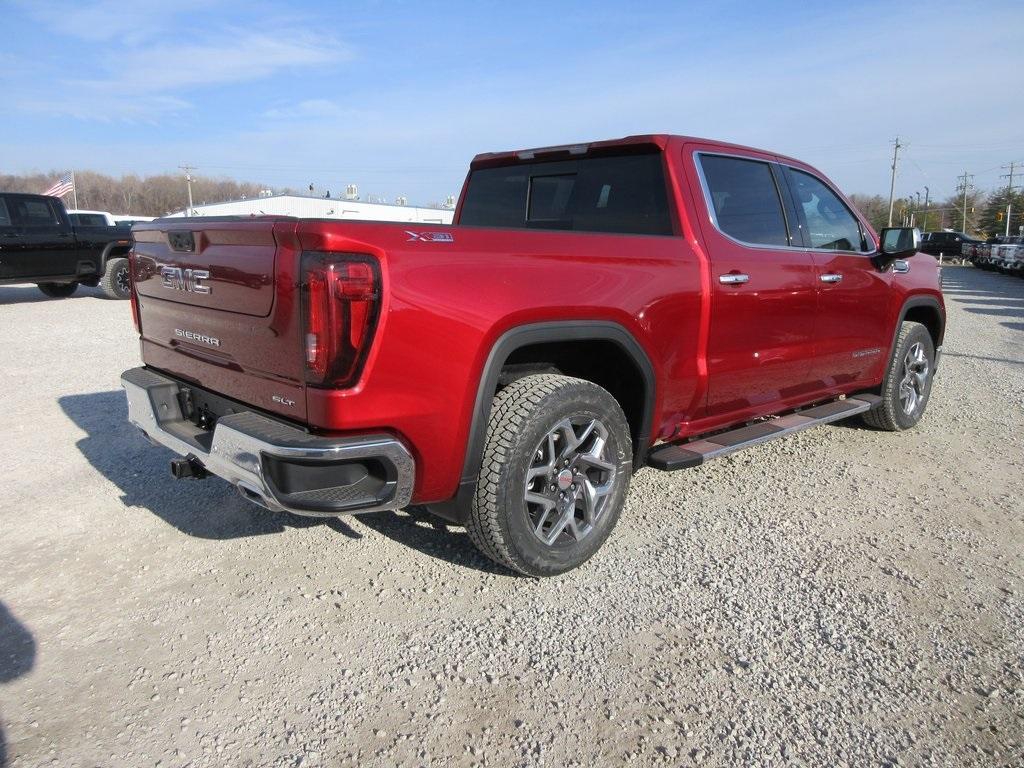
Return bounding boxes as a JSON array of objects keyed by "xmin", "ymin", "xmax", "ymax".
[
  {"xmin": 0, "ymin": 602, "xmax": 36, "ymax": 768},
  {"xmin": 59, "ymin": 391, "xmax": 510, "ymax": 574},
  {"xmin": 943, "ymin": 270, "xmax": 1024, "ymax": 335},
  {"xmin": 0, "ymin": 285, "xmax": 106, "ymax": 305},
  {"xmin": 353, "ymin": 511, "xmax": 513, "ymax": 575}
]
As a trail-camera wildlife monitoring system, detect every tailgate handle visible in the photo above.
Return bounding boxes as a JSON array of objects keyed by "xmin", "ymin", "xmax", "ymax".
[{"xmin": 168, "ymin": 231, "xmax": 196, "ymax": 252}]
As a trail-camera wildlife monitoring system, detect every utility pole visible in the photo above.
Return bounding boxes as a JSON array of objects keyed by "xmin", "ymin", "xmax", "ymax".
[
  {"xmin": 956, "ymin": 171, "xmax": 974, "ymax": 234},
  {"xmin": 913, "ymin": 191, "xmax": 921, "ymax": 226},
  {"xmin": 922, "ymin": 186, "xmax": 930, "ymax": 231},
  {"xmin": 180, "ymin": 165, "xmax": 197, "ymax": 217},
  {"xmin": 887, "ymin": 137, "xmax": 902, "ymax": 226},
  {"xmin": 1001, "ymin": 161, "xmax": 1019, "ymax": 237}
]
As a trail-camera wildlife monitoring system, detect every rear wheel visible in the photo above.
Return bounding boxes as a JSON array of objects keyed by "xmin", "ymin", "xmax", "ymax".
[
  {"xmin": 467, "ymin": 374, "xmax": 633, "ymax": 577},
  {"xmin": 37, "ymin": 282, "xmax": 78, "ymax": 298},
  {"xmin": 862, "ymin": 321, "xmax": 935, "ymax": 431},
  {"xmin": 99, "ymin": 257, "xmax": 131, "ymax": 299}
]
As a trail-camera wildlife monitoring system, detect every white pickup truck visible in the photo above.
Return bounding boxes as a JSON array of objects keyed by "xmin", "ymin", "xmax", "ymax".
[
  {"xmin": 67, "ymin": 209, "xmax": 154, "ymax": 227},
  {"xmin": 976, "ymin": 236, "xmax": 1024, "ymax": 275}
]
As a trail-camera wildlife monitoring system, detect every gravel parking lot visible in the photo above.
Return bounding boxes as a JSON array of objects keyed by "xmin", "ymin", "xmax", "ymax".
[{"xmin": 1, "ymin": 265, "xmax": 1021, "ymax": 767}]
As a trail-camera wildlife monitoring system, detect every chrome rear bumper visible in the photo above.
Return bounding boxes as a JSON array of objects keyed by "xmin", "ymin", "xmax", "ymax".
[{"xmin": 121, "ymin": 367, "xmax": 415, "ymax": 517}]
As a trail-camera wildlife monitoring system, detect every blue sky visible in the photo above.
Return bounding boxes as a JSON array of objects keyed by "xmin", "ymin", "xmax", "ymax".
[{"xmin": 2, "ymin": 0, "xmax": 1022, "ymax": 206}]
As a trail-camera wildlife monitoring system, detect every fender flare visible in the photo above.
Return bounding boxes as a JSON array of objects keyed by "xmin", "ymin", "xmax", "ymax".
[
  {"xmin": 890, "ymin": 295, "xmax": 945, "ymax": 367},
  {"xmin": 98, "ymin": 239, "xmax": 132, "ymax": 272},
  {"xmin": 430, "ymin": 320, "xmax": 656, "ymax": 523}
]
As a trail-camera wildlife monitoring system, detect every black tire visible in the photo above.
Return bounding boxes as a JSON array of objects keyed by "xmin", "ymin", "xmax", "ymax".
[
  {"xmin": 99, "ymin": 257, "xmax": 131, "ymax": 299},
  {"xmin": 37, "ymin": 282, "xmax": 78, "ymax": 298},
  {"xmin": 862, "ymin": 321, "xmax": 935, "ymax": 432},
  {"xmin": 467, "ymin": 374, "xmax": 633, "ymax": 577}
]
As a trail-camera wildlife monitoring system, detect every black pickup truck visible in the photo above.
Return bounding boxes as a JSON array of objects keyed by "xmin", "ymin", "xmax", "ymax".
[{"xmin": 0, "ymin": 192, "xmax": 133, "ymax": 299}]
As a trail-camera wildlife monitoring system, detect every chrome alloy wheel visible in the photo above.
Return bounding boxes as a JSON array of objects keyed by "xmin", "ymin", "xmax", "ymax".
[
  {"xmin": 524, "ymin": 417, "xmax": 617, "ymax": 546},
  {"xmin": 116, "ymin": 265, "xmax": 131, "ymax": 293},
  {"xmin": 899, "ymin": 341, "xmax": 930, "ymax": 415}
]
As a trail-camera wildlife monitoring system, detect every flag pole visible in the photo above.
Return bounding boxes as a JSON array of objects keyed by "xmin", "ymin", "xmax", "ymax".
[{"xmin": 71, "ymin": 170, "xmax": 78, "ymax": 209}]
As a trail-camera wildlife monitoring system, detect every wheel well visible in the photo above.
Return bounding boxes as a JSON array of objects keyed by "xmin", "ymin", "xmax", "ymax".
[
  {"xmin": 100, "ymin": 245, "xmax": 131, "ymax": 270},
  {"xmin": 499, "ymin": 339, "xmax": 649, "ymax": 461},
  {"xmin": 903, "ymin": 304, "xmax": 943, "ymax": 348}
]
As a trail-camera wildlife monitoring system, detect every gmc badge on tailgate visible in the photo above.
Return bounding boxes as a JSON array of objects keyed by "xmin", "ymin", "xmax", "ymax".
[{"xmin": 160, "ymin": 265, "xmax": 211, "ymax": 294}]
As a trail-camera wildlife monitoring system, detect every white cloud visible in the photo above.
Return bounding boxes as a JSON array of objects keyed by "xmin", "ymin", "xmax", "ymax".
[
  {"xmin": 79, "ymin": 30, "xmax": 349, "ymax": 93},
  {"xmin": 13, "ymin": 0, "xmax": 208, "ymax": 44},
  {"xmin": 262, "ymin": 99, "xmax": 373, "ymax": 121},
  {"xmin": 15, "ymin": 93, "xmax": 192, "ymax": 123},
  {"xmin": 7, "ymin": 2, "xmax": 350, "ymax": 121}
]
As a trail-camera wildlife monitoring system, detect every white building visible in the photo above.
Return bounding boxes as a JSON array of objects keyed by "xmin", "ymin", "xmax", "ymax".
[{"xmin": 166, "ymin": 194, "xmax": 454, "ymax": 224}]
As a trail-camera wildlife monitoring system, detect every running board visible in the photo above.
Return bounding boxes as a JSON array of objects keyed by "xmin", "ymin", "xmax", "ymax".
[{"xmin": 647, "ymin": 395, "xmax": 881, "ymax": 471}]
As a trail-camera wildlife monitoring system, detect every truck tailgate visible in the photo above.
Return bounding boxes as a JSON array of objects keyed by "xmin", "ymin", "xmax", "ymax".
[{"xmin": 131, "ymin": 218, "xmax": 307, "ymax": 421}]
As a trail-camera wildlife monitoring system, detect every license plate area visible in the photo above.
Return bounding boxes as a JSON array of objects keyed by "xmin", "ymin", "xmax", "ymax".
[{"xmin": 178, "ymin": 384, "xmax": 247, "ymax": 432}]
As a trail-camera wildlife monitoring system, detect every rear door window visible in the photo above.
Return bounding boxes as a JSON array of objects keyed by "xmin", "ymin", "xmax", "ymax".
[
  {"xmin": 697, "ymin": 154, "xmax": 790, "ymax": 247},
  {"xmin": 459, "ymin": 151, "xmax": 674, "ymax": 236},
  {"xmin": 0, "ymin": 198, "xmax": 11, "ymax": 226},
  {"xmin": 10, "ymin": 196, "xmax": 61, "ymax": 228}
]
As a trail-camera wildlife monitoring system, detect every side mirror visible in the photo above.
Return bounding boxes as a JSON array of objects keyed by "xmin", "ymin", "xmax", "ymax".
[{"xmin": 879, "ymin": 227, "xmax": 920, "ymax": 259}]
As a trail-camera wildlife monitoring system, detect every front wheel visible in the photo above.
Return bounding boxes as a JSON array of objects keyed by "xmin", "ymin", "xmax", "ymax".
[
  {"xmin": 862, "ymin": 321, "xmax": 935, "ymax": 431},
  {"xmin": 99, "ymin": 257, "xmax": 131, "ymax": 299},
  {"xmin": 37, "ymin": 282, "xmax": 78, "ymax": 298},
  {"xmin": 467, "ymin": 374, "xmax": 633, "ymax": 577}
]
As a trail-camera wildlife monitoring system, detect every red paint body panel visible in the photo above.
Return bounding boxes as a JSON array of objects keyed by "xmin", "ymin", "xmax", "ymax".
[
  {"xmin": 295, "ymin": 221, "xmax": 704, "ymax": 500},
  {"xmin": 129, "ymin": 135, "xmax": 945, "ymax": 504}
]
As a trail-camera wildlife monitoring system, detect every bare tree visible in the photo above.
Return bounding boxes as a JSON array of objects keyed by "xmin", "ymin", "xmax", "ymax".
[{"xmin": 0, "ymin": 170, "xmax": 269, "ymax": 216}]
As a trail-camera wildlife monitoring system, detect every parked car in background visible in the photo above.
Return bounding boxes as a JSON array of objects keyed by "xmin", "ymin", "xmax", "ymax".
[
  {"xmin": 68, "ymin": 209, "xmax": 119, "ymax": 227},
  {"xmin": 919, "ymin": 230, "xmax": 980, "ymax": 260},
  {"xmin": 991, "ymin": 236, "xmax": 1024, "ymax": 275},
  {"xmin": 0, "ymin": 193, "xmax": 133, "ymax": 298},
  {"xmin": 975, "ymin": 236, "xmax": 1022, "ymax": 273}
]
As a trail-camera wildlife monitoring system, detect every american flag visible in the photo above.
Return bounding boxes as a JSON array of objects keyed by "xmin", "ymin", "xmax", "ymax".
[{"xmin": 42, "ymin": 172, "xmax": 74, "ymax": 199}]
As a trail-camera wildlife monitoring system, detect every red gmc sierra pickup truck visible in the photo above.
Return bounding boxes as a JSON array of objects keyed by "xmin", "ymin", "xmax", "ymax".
[{"xmin": 121, "ymin": 134, "xmax": 944, "ymax": 576}]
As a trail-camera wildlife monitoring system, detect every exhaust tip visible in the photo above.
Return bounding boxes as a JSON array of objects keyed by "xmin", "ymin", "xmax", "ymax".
[{"xmin": 170, "ymin": 454, "xmax": 209, "ymax": 480}]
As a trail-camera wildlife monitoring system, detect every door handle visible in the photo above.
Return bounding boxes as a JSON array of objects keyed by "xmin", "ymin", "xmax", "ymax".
[
  {"xmin": 819, "ymin": 273, "xmax": 843, "ymax": 283},
  {"xmin": 719, "ymin": 273, "xmax": 749, "ymax": 285}
]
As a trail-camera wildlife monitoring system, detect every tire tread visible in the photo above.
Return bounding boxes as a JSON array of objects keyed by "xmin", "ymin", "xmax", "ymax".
[
  {"xmin": 99, "ymin": 257, "xmax": 130, "ymax": 300},
  {"xmin": 466, "ymin": 374, "xmax": 572, "ymax": 573},
  {"xmin": 862, "ymin": 321, "xmax": 930, "ymax": 431}
]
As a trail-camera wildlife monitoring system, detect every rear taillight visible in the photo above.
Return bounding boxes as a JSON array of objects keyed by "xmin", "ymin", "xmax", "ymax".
[
  {"xmin": 128, "ymin": 249, "xmax": 142, "ymax": 333},
  {"xmin": 301, "ymin": 252, "xmax": 381, "ymax": 388}
]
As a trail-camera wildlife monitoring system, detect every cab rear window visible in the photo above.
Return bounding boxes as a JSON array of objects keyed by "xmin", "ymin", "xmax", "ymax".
[
  {"xmin": 459, "ymin": 152, "xmax": 674, "ymax": 236},
  {"xmin": 70, "ymin": 213, "xmax": 108, "ymax": 226}
]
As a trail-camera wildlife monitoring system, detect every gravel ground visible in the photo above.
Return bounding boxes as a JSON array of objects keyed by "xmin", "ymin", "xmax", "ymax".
[{"xmin": 1, "ymin": 265, "xmax": 1022, "ymax": 768}]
